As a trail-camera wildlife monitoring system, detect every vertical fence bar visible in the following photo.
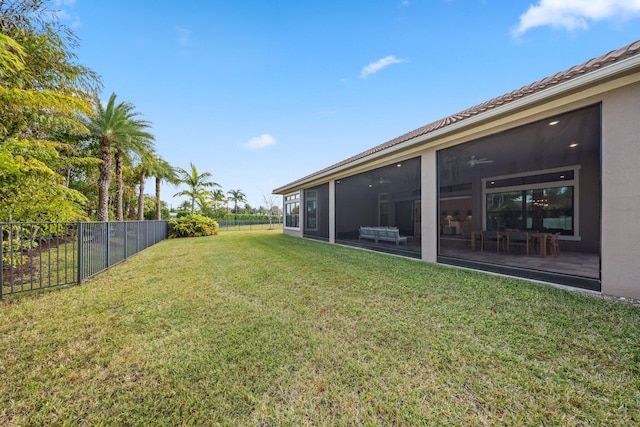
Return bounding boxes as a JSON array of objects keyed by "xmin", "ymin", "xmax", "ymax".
[
  {"xmin": 105, "ymin": 222, "xmax": 110, "ymax": 270},
  {"xmin": 0, "ymin": 223, "xmax": 3, "ymax": 300},
  {"xmin": 9, "ymin": 225, "xmax": 15, "ymax": 292},
  {"xmin": 38, "ymin": 225, "xmax": 44, "ymax": 289},
  {"xmin": 77, "ymin": 222, "xmax": 84, "ymax": 284}
]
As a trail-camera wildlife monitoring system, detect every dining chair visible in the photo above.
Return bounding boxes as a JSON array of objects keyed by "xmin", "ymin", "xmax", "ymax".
[
  {"xmin": 507, "ymin": 231, "xmax": 531, "ymax": 255},
  {"xmin": 482, "ymin": 230, "xmax": 505, "ymax": 253},
  {"xmin": 546, "ymin": 232, "xmax": 561, "ymax": 257}
]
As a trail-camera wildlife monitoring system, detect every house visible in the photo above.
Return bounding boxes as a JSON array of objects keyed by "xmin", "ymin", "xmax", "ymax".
[{"xmin": 273, "ymin": 40, "xmax": 640, "ymax": 300}]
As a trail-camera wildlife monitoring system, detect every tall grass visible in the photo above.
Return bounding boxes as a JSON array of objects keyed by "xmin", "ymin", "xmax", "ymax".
[{"xmin": 1, "ymin": 231, "xmax": 639, "ymax": 425}]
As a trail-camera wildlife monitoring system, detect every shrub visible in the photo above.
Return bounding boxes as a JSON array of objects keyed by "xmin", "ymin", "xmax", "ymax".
[{"xmin": 169, "ymin": 214, "xmax": 219, "ymax": 238}]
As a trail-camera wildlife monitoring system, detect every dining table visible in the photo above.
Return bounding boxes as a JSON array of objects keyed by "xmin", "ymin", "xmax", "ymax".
[
  {"xmin": 470, "ymin": 230, "xmax": 554, "ymax": 257},
  {"xmin": 527, "ymin": 232, "xmax": 553, "ymax": 257}
]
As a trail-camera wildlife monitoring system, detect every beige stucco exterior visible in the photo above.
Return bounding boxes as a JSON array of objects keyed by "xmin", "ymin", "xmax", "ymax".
[{"xmin": 601, "ymin": 81, "xmax": 640, "ymax": 298}]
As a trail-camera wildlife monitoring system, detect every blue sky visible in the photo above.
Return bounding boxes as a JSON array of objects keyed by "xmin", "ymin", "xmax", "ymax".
[{"xmin": 56, "ymin": 0, "xmax": 640, "ymax": 209}]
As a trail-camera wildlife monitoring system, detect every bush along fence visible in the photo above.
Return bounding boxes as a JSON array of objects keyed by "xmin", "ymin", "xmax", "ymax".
[{"xmin": 1, "ymin": 221, "xmax": 168, "ymax": 298}]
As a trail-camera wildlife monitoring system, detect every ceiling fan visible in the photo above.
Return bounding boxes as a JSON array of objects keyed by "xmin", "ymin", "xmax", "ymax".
[{"xmin": 465, "ymin": 155, "xmax": 493, "ymax": 167}]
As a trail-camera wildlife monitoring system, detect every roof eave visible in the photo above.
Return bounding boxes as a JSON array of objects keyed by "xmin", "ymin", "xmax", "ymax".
[{"xmin": 273, "ymin": 53, "xmax": 640, "ymax": 195}]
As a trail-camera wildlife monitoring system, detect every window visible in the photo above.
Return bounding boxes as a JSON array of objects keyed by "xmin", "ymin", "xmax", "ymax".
[
  {"xmin": 284, "ymin": 193, "xmax": 300, "ymax": 229},
  {"xmin": 483, "ymin": 167, "xmax": 578, "ymax": 236},
  {"xmin": 305, "ymin": 190, "xmax": 318, "ymax": 230}
]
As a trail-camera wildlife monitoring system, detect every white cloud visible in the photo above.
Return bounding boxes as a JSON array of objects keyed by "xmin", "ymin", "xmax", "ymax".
[
  {"xmin": 359, "ymin": 56, "xmax": 406, "ymax": 79},
  {"xmin": 242, "ymin": 134, "xmax": 276, "ymax": 150},
  {"xmin": 513, "ymin": 0, "xmax": 640, "ymax": 35},
  {"xmin": 49, "ymin": 2, "xmax": 81, "ymax": 29},
  {"xmin": 177, "ymin": 26, "xmax": 191, "ymax": 46}
]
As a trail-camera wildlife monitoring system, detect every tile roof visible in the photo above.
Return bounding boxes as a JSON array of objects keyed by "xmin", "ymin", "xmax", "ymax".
[{"xmin": 274, "ymin": 39, "xmax": 640, "ymax": 193}]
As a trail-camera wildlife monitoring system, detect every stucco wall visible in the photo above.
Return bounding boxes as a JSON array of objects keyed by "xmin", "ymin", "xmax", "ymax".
[
  {"xmin": 601, "ymin": 81, "xmax": 640, "ymax": 298},
  {"xmin": 421, "ymin": 150, "xmax": 437, "ymax": 262}
]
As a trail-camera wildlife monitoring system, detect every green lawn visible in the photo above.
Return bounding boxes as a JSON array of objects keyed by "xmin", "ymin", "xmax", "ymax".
[{"xmin": 1, "ymin": 231, "xmax": 639, "ymax": 425}]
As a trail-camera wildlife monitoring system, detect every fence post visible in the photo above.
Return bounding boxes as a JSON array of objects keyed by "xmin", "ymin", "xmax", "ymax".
[
  {"xmin": 77, "ymin": 222, "xmax": 83, "ymax": 284},
  {"xmin": 105, "ymin": 222, "xmax": 110, "ymax": 270},
  {"xmin": 0, "ymin": 223, "xmax": 3, "ymax": 299}
]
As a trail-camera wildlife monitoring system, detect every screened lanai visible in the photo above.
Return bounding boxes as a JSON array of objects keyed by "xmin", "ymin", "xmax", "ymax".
[
  {"xmin": 437, "ymin": 104, "xmax": 601, "ymax": 290},
  {"xmin": 335, "ymin": 156, "xmax": 421, "ymax": 258}
]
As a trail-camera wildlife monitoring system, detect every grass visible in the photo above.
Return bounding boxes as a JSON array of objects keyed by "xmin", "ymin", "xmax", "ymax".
[{"xmin": 1, "ymin": 231, "xmax": 639, "ymax": 425}]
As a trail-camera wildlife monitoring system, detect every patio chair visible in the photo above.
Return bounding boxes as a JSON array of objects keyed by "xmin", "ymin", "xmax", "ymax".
[
  {"xmin": 481, "ymin": 230, "xmax": 506, "ymax": 253},
  {"xmin": 507, "ymin": 231, "xmax": 532, "ymax": 255},
  {"xmin": 546, "ymin": 232, "xmax": 561, "ymax": 257}
]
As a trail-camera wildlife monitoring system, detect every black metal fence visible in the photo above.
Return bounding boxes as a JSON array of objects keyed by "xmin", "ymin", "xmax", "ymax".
[
  {"xmin": 1, "ymin": 221, "xmax": 168, "ymax": 298},
  {"xmin": 217, "ymin": 218, "xmax": 283, "ymax": 231}
]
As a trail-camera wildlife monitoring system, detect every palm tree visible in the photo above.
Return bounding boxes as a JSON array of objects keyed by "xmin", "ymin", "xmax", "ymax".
[
  {"xmin": 133, "ymin": 150, "xmax": 158, "ymax": 220},
  {"xmin": 227, "ymin": 189, "xmax": 247, "ymax": 222},
  {"xmin": 148, "ymin": 156, "xmax": 178, "ymax": 220},
  {"xmin": 114, "ymin": 131, "xmax": 155, "ymax": 221},
  {"xmin": 210, "ymin": 188, "xmax": 226, "ymax": 209},
  {"xmin": 90, "ymin": 93, "xmax": 154, "ymax": 221},
  {"xmin": 174, "ymin": 163, "xmax": 220, "ymax": 214}
]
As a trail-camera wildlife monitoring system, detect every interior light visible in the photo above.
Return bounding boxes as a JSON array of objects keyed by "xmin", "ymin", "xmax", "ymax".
[
  {"xmin": 549, "ymin": 120, "xmax": 559, "ymax": 126},
  {"xmin": 569, "ymin": 142, "xmax": 578, "ymax": 148},
  {"xmin": 396, "ymin": 163, "xmax": 402, "ymax": 168},
  {"xmin": 490, "ymin": 181, "xmax": 495, "ymax": 185},
  {"xmin": 368, "ymin": 184, "xmax": 372, "ymax": 188},
  {"xmin": 560, "ymin": 175, "xmax": 565, "ymax": 179}
]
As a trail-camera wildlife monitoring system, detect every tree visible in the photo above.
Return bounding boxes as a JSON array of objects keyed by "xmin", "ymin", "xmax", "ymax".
[
  {"xmin": 226, "ymin": 189, "xmax": 247, "ymax": 222},
  {"xmin": 133, "ymin": 150, "xmax": 158, "ymax": 220},
  {"xmin": 113, "ymin": 128, "xmax": 155, "ymax": 221},
  {"xmin": 177, "ymin": 200, "xmax": 192, "ymax": 213},
  {"xmin": 89, "ymin": 93, "xmax": 153, "ymax": 221},
  {"xmin": 262, "ymin": 193, "xmax": 280, "ymax": 229},
  {"xmin": 174, "ymin": 163, "xmax": 220, "ymax": 215},
  {"xmin": 0, "ymin": 7, "xmax": 100, "ymax": 222},
  {"xmin": 210, "ymin": 189, "xmax": 226, "ymax": 209},
  {"xmin": 147, "ymin": 156, "xmax": 178, "ymax": 220}
]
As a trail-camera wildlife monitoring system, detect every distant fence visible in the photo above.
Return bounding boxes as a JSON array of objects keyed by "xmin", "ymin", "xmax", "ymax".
[
  {"xmin": 1, "ymin": 221, "xmax": 168, "ymax": 298},
  {"xmin": 217, "ymin": 218, "xmax": 283, "ymax": 231}
]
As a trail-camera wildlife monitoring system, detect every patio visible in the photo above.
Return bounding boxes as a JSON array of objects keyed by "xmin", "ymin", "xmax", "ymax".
[{"xmin": 440, "ymin": 235, "xmax": 599, "ymax": 279}]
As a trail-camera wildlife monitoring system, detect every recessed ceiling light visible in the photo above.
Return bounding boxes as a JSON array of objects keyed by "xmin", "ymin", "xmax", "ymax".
[
  {"xmin": 569, "ymin": 143, "xmax": 578, "ymax": 148},
  {"xmin": 549, "ymin": 120, "xmax": 559, "ymax": 126},
  {"xmin": 560, "ymin": 175, "xmax": 565, "ymax": 179},
  {"xmin": 396, "ymin": 163, "xmax": 402, "ymax": 168}
]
